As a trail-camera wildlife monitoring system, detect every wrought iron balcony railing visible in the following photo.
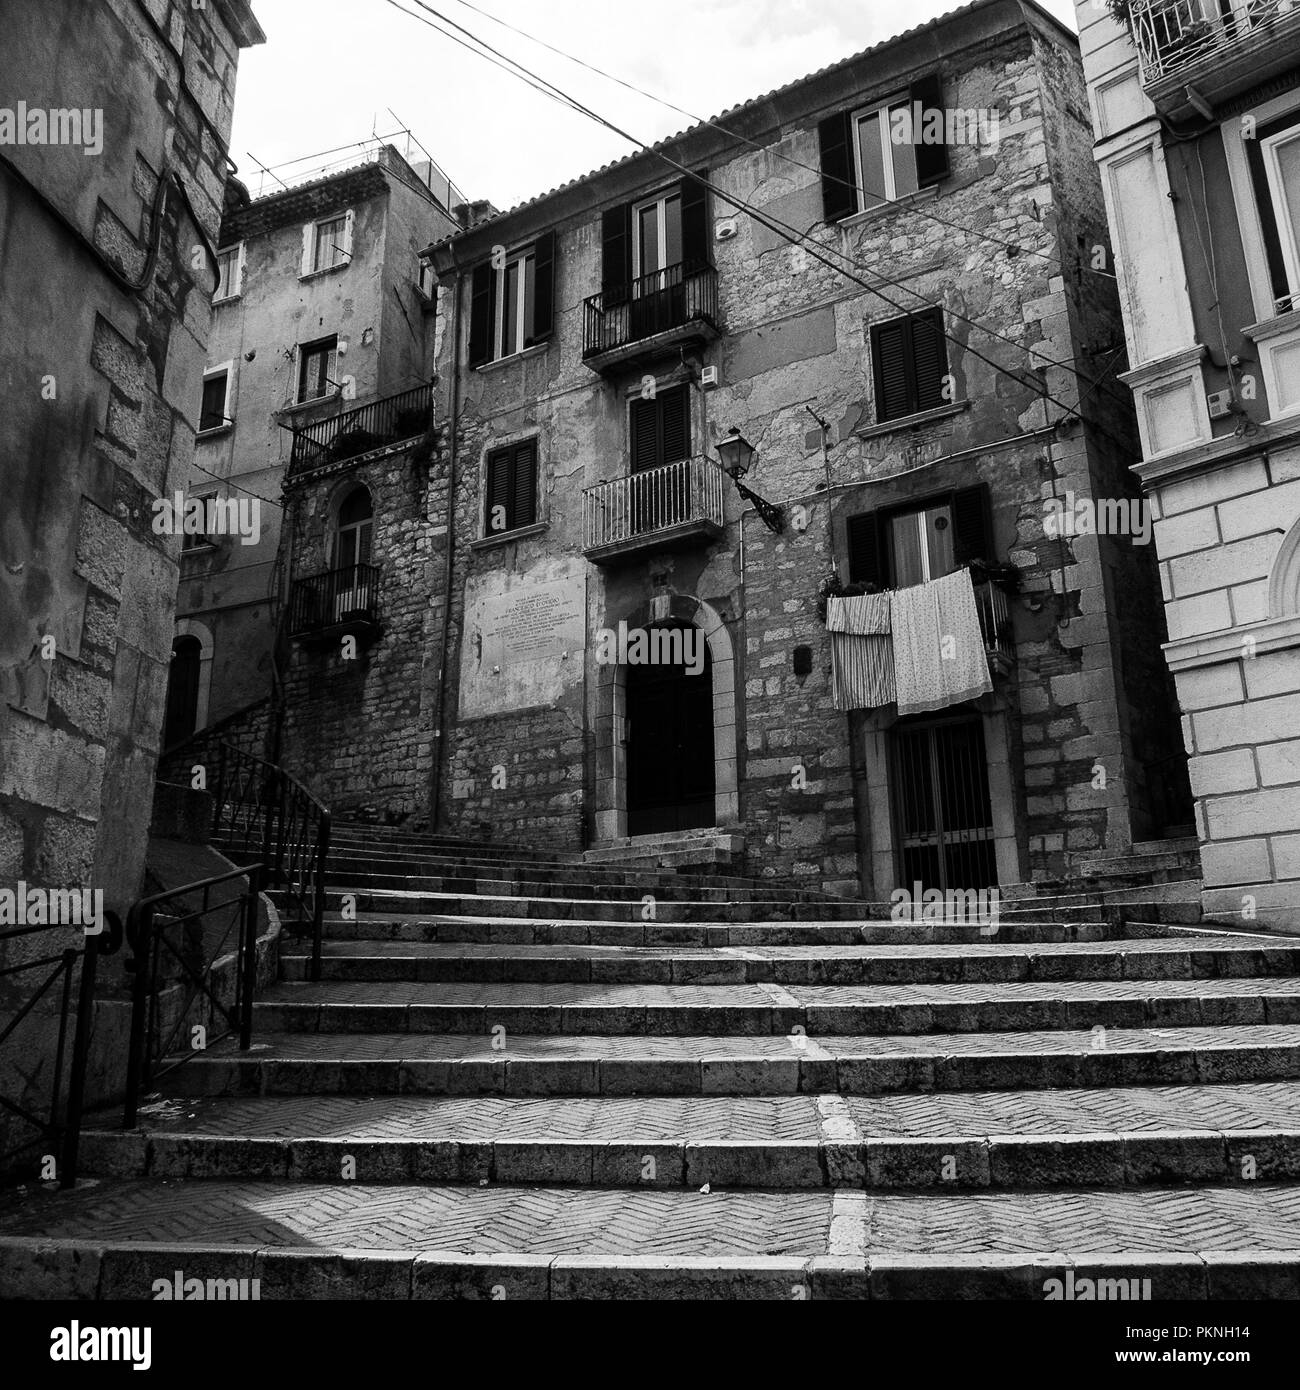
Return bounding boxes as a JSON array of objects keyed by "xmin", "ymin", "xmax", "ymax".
[
  {"xmin": 1129, "ymin": 0, "xmax": 1300, "ymax": 104},
  {"xmin": 288, "ymin": 563, "xmax": 381, "ymax": 638},
  {"xmin": 288, "ymin": 383, "xmax": 434, "ymax": 475},
  {"xmin": 583, "ymin": 261, "xmax": 718, "ymax": 364},
  {"xmin": 973, "ymin": 578, "xmax": 1014, "ymax": 668},
  {"xmin": 582, "ymin": 455, "xmax": 725, "ymax": 561}
]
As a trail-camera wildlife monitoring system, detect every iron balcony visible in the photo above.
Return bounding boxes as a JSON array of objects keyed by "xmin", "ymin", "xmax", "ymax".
[
  {"xmin": 582, "ymin": 261, "xmax": 720, "ymax": 373},
  {"xmin": 582, "ymin": 455, "xmax": 725, "ymax": 564}
]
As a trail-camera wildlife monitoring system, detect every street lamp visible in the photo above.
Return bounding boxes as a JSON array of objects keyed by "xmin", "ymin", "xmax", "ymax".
[{"xmin": 716, "ymin": 428, "xmax": 783, "ymax": 534}]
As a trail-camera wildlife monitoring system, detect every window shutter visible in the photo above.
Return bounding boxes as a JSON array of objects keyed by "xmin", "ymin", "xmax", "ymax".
[
  {"xmin": 342, "ymin": 209, "xmax": 355, "ymax": 260},
  {"xmin": 531, "ymin": 231, "xmax": 556, "ymax": 343},
  {"xmin": 485, "ymin": 446, "xmax": 510, "ymax": 532},
  {"xmin": 630, "ymin": 396, "xmax": 660, "ymax": 474},
  {"xmin": 818, "ymin": 111, "xmax": 856, "ymax": 222},
  {"xmin": 661, "ymin": 385, "xmax": 691, "ymax": 462},
  {"xmin": 236, "ymin": 242, "xmax": 246, "ymax": 296},
  {"xmin": 846, "ymin": 512, "xmax": 886, "ymax": 588},
  {"xmin": 911, "ymin": 308, "xmax": 949, "ymax": 412},
  {"xmin": 301, "ymin": 223, "xmax": 313, "ymax": 276},
  {"xmin": 469, "ymin": 261, "xmax": 495, "ymax": 368},
  {"xmin": 602, "ymin": 203, "xmax": 633, "ymax": 306},
  {"xmin": 912, "ymin": 73, "xmax": 951, "ymax": 188},
  {"xmin": 951, "ymin": 483, "xmax": 993, "ymax": 566},
  {"xmin": 512, "ymin": 440, "xmax": 538, "ymax": 528},
  {"xmin": 680, "ymin": 172, "xmax": 709, "ymax": 271},
  {"xmin": 871, "ymin": 319, "xmax": 913, "ymax": 422}
]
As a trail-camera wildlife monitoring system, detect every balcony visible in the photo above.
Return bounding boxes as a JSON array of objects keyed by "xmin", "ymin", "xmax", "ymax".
[
  {"xmin": 287, "ymin": 383, "xmax": 435, "ymax": 477},
  {"xmin": 288, "ymin": 564, "xmax": 381, "ymax": 643},
  {"xmin": 1128, "ymin": 0, "xmax": 1300, "ymax": 120},
  {"xmin": 973, "ymin": 578, "xmax": 1015, "ymax": 676},
  {"xmin": 582, "ymin": 456, "xmax": 725, "ymax": 564},
  {"xmin": 583, "ymin": 262, "xmax": 719, "ymax": 373}
]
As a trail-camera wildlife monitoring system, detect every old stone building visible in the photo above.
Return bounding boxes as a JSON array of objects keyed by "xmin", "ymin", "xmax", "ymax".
[
  {"xmin": 1076, "ymin": 0, "xmax": 1300, "ymax": 926},
  {"xmin": 167, "ymin": 144, "xmax": 463, "ymax": 749},
  {"xmin": 0, "ymin": 0, "xmax": 262, "ymax": 1164},
  {"xmin": 277, "ymin": 0, "xmax": 1189, "ymax": 901}
]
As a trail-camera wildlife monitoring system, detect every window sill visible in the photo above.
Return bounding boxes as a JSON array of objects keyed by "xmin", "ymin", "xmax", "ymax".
[
  {"xmin": 280, "ymin": 392, "xmax": 342, "ymax": 418},
  {"xmin": 212, "ymin": 292, "xmax": 242, "ymax": 307},
  {"xmin": 474, "ymin": 342, "xmax": 550, "ymax": 374},
  {"xmin": 854, "ymin": 399, "xmax": 969, "ymax": 440},
  {"xmin": 196, "ymin": 423, "xmax": 233, "ymax": 440},
  {"xmin": 470, "ymin": 521, "xmax": 548, "ymax": 551},
  {"xmin": 299, "ymin": 262, "xmax": 350, "ymax": 283},
  {"xmin": 1244, "ymin": 309, "xmax": 1300, "ymax": 343},
  {"xmin": 838, "ymin": 185, "xmax": 940, "ymax": 230}
]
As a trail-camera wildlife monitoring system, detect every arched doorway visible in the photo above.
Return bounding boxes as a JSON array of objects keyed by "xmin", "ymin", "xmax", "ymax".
[
  {"xmin": 163, "ymin": 635, "xmax": 203, "ymax": 750},
  {"xmin": 625, "ymin": 620, "xmax": 715, "ymax": 835}
]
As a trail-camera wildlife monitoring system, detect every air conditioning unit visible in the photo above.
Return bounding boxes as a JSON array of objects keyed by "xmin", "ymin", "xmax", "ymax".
[{"xmin": 699, "ymin": 365, "xmax": 720, "ymax": 391}]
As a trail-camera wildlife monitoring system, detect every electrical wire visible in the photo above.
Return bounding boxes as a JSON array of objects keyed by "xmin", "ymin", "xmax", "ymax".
[{"xmin": 384, "ymin": 0, "xmax": 1136, "ymax": 448}]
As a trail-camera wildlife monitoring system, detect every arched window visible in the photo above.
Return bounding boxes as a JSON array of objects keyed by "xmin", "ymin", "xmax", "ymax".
[
  {"xmin": 163, "ymin": 636, "xmax": 203, "ymax": 749},
  {"xmin": 333, "ymin": 487, "xmax": 373, "ymax": 576}
]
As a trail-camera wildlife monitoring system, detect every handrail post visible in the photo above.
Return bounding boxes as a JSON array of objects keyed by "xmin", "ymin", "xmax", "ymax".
[
  {"xmin": 312, "ymin": 813, "xmax": 331, "ymax": 984},
  {"xmin": 122, "ymin": 903, "xmax": 154, "ymax": 1129},
  {"xmin": 60, "ymin": 929, "xmax": 104, "ymax": 1189},
  {"xmin": 238, "ymin": 866, "xmax": 261, "ymax": 1050}
]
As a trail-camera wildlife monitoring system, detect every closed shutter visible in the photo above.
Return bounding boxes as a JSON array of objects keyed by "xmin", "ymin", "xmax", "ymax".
[
  {"xmin": 818, "ymin": 111, "xmax": 856, "ymax": 222},
  {"xmin": 630, "ymin": 395, "xmax": 661, "ymax": 474},
  {"xmin": 531, "ymin": 231, "xmax": 556, "ymax": 343},
  {"xmin": 912, "ymin": 73, "xmax": 951, "ymax": 188},
  {"xmin": 680, "ymin": 172, "xmax": 709, "ymax": 271},
  {"xmin": 630, "ymin": 387, "xmax": 691, "ymax": 473},
  {"xmin": 602, "ymin": 203, "xmax": 633, "ymax": 306},
  {"xmin": 911, "ymin": 307, "xmax": 949, "ymax": 411},
  {"xmin": 661, "ymin": 385, "xmax": 690, "ymax": 462},
  {"xmin": 872, "ymin": 319, "xmax": 913, "ymax": 422},
  {"xmin": 512, "ymin": 439, "xmax": 538, "ymax": 528},
  {"xmin": 485, "ymin": 446, "xmax": 511, "ymax": 532},
  {"xmin": 469, "ymin": 261, "xmax": 495, "ymax": 367},
  {"xmin": 950, "ymin": 483, "xmax": 993, "ymax": 566},
  {"xmin": 846, "ymin": 512, "xmax": 887, "ymax": 588}
]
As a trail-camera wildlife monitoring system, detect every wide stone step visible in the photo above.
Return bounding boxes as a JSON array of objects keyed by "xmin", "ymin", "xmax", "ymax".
[
  {"xmin": 318, "ymin": 913, "xmax": 1114, "ymax": 946},
  {"xmin": 250, "ymin": 977, "xmax": 1300, "ymax": 1036},
  {"xmin": 75, "ymin": 1084, "xmax": 1300, "ymax": 1190},
  {"xmin": 3, "ymin": 1181, "xmax": 1298, "ymax": 1298},
  {"xmin": 280, "ymin": 935, "xmax": 1300, "ymax": 986},
  {"xmin": 157, "ymin": 1025, "xmax": 1300, "ymax": 1097}
]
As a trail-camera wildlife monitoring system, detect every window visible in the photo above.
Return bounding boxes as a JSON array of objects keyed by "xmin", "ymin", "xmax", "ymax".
[
  {"xmin": 870, "ymin": 307, "xmax": 951, "ymax": 422},
  {"xmin": 182, "ymin": 495, "xmax": 218, "ymax": 552},
  {"xmin": 214, "ymin": 243, "xmax": 243, "ymax": 301},
  {"xmin": 634, "ymin": 188, "xmax": 683, "ymax": 284},
  {"xmin": 198, "ymin": 365, "xmax": 232, "ymax": 432},
  {"xmin": 298, "ymin": 336, "xmax": 337, "ymax": 403},
  {"xmin": 483, "ymin": 439, "xmax": 539, "ymax": 535},
  {"xmin": 819, "ymin": 73, "xmax": 950, "ymax": 222},
  {"xmin": 629, "ymin": 384, "xmax": 691, "ymax": 473},
  {"xmin": 417, "ymin": 256, "xmax": 436, "ymax": 299},
  {"xmin": 600, "ymin": 176, "xmax": 709, "ymax": 308},
  {"xmin": 301, "ymin": 211, "xmax": 353, "ymax": 276},
  {"xmin": 468, "ymin": 232, "xmax": 555, "ymax": 367},
  {"xmin": 333, "ymin": 487, "xmax": 373, "ymax": 572},
  {"xmin": 846, "ymin": 484, "xmax": 991, "ymax": 590},
  {"xmin": 1248, "ymin": 113, "xmax": 1300, "ymax": 313}
]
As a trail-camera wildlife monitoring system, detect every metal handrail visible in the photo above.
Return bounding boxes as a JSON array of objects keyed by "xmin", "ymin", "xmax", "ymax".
[
  {"xmin": 582, "ymin": 455, "xmax": 725, "ymax": 550},
  {"xmin": 1129, "ymin": 0, "xmax": 1300, "ymax": 83},
  {"xmin": 122, "ymin": 866, "xmax": 262, "ymax": 1127},
  {"xmin": 583, "ymin": 261, "xmax": 718, "ymax": 358},
  {"xmin": 288, "ymin": 562, "xmax": 381, "ymax": 637},
  {"xmin": 287, "ymin": 382, "xmax": 435, "ymax": 474},
  {"xmin": 0, "ymin": 910, "xmax": 122, "ymax": 1186}
]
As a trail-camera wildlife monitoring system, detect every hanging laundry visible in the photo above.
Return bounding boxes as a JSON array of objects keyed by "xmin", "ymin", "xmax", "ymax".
[
  {"xmin": 827, "ymin": 592, "xmax": 894, "ymax": 709},
  {"xmin": 889, "ymin": 567, "xmax": 993, "ymax": 717}
]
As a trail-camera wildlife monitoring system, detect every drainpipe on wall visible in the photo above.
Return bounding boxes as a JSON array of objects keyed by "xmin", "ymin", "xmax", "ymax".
[{"xmin": 428, "ymin": 247, "xmax": 462, "ymax": 833}]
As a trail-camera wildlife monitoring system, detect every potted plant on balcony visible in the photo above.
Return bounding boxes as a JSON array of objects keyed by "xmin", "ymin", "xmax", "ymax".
[
  {"xmin": 817, "ymin": 572, "xmax": 880, "ymax": 623},
  {"xmin": 967, "ymin": 557, "xmax": 1021, "ymax": 594}
]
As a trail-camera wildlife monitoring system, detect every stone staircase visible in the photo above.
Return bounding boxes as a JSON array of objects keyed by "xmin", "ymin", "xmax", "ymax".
[{"xmin": 3, "ymin": 821, "xmax": 1300, "ymax": 1300}]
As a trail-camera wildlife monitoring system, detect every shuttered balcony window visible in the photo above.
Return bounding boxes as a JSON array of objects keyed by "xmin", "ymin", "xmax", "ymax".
[
  {"xmin": 629, "ymin": 384, "xmax": 691, "ymax": 473},
  {"xmin": 869, "ymin": 306, "xmax": 950, "ymax": 423},
  {"xmin": 484, "ymin": 438, "xmax": 539, "ymax": 536}
]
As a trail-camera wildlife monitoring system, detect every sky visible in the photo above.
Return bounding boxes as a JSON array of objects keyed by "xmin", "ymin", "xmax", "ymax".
[{"xmin": 229, "ymin": 0, "xmax": 1080, "ymax": 211}]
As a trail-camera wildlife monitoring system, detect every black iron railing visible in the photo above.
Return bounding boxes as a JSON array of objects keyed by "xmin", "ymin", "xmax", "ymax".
[
  {"xmin": 288, "ymin": 382, "xmax": 435, "ymax": 474},
  {"xmin": 288, "ymin": 563, "xmax": 380, "ymax": 637},
  {"xmin": 0, "ymin": 908, "xmax": 122, "ymax": 1186},
  {"xmin": 123, "ymin": 866, "xmax": 263, "ymax": 1127},
  {"xmin": 206, "ymin": 742, "xmax": 332, "ymax": 982},
  {"xmin": 583, "ymin": 261, "xmax": 718, "ymax": 359}
]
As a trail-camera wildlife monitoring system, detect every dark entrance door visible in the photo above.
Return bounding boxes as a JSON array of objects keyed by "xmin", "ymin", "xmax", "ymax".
[
  {"xmin": 891, "ymin": 711, "xmax": 997, "ymax": 890},
  {"xmin": 626, "ymin": 623, "xmax": 715, "ymax": 835},
  {"xmin": 163, "ymin": 636, "xmax": 202, "ymax": 750}
]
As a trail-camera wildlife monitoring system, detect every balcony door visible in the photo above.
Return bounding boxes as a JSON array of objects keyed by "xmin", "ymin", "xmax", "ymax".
[
  {"xmin": 631, "ymin": 189, "xmax": 685, "ymax": 338},
  {"xmin": 629, "ymin": 385, "xmax": 691, "ymax": 535},
  {"xmin": 626, "ymin": 623, "xmax": 715, "ymax": 836},
  {"xmin": 163, "ymin": 636, "xmax": 202, "ymax": 750},
  {"xmin": 332, "ymin": 488, "xmax": 373, "ymax": 621},
  {"xmin": 891, "ymin": 712, "xmax": 997, "ymax": 892}
]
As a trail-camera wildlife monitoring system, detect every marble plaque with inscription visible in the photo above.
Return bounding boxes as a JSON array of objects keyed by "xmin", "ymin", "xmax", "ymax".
[{"xmin": 458, "ymin": 566, "xmax": 586, "ymax": 718}]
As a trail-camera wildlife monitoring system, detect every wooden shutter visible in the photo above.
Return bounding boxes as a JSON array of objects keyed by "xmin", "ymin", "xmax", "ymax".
[
  {"xmin": 912, "ymin": 73, "xmax": 951, "ymax": 188},
  {"xmin": 512, "ymin": 440, "xmax": 538, "ymax": 528},
  {"xmin": 630, "ymin": 395, "xmax": 660, "ymax": 474},
  {"xmin": 485, "ymin": 446, "xmax": 511, "ymax": 532},
  {"xmin": 871, "ymin": 318, "xmax": 913, "ymax": 422},
  {"xmin": 951, "ymin": 483, "xmax": 993, "ymax": 566},
  {"xmin": 680, "ymin": 172, "xmax": 709, "ymax": 271},
  {"xmin": 469, "ymin": 261, "xmax": 495, "ymax": 367},
  {"xmin": 530, "ymin": 231, "xmax": 556, "ymax": 343},
  {"xmin": 661, "ymin": 385, "xmax": 690, "ymax": 462},
  {"xmin": 911, "ymin": 307, "xmax": 949, "ymax": 411},
  {"xmin": 602, "ymin": 203, "xmax": 633, "ymax": 306},
  {"xmin": 818, "ymin": 111, "xmax": 856, "ymax": 222},
  {"xmin": 846, "ymin": 512, "xmax": 887, "ymax": 588}
]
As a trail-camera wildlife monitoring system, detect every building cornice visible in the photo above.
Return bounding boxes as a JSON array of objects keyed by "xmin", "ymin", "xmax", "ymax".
[{"xmin": 1134, "ymin": 415, "xmax": 1300, "ymax": 492}]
